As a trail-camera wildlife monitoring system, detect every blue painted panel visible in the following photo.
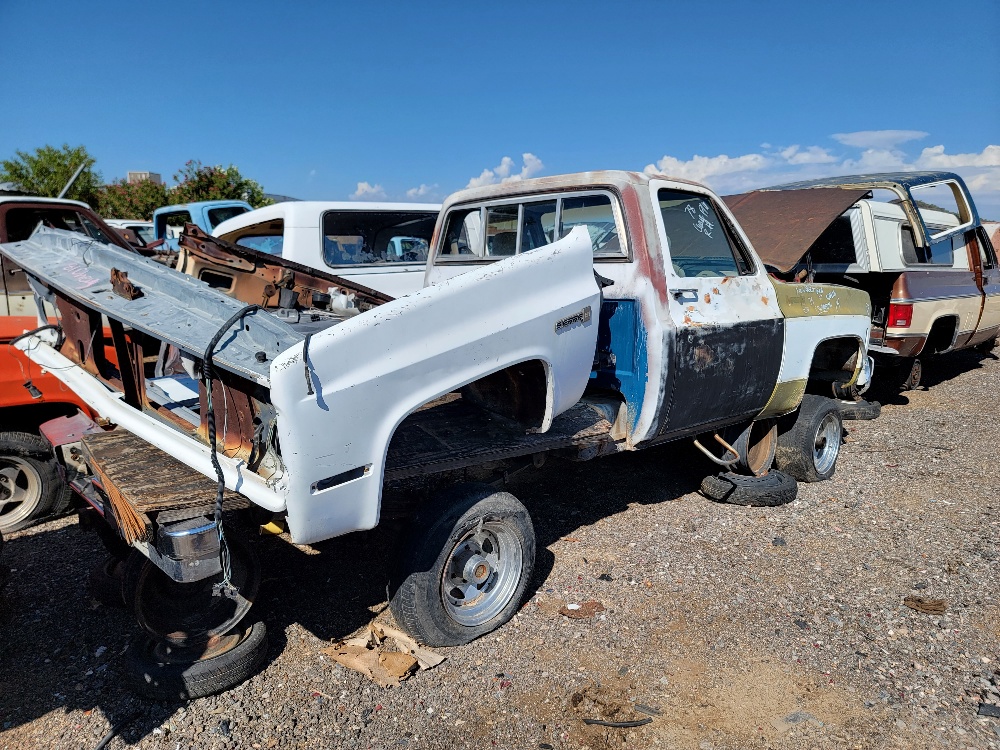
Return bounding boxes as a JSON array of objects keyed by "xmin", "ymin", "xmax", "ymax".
[{"xmin": 590, "ymin": 299, "xmax": 648, "ymax": 432}]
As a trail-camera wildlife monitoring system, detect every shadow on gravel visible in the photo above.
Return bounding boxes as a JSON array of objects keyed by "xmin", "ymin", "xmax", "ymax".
[
  {"xmin": 876, "ymin": 348, "xmax": 997, "ymax": 405},
  {"xmin": 0, "ymin": 439, "xmax": 712, "ymax": 744}
]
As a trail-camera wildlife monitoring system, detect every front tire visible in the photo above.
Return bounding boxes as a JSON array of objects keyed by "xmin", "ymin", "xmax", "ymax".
[
  {"xmin": 390, "ymin": 484, "xmax": 535, "ymax": 647},
  {"xmin": 774, "ymin": 395, "xmax": 843, "ymax": 482}
]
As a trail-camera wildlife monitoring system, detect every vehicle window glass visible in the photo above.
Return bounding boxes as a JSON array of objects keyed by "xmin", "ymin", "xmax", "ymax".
[
  {"xmin": 207, "ymin": 206, "xmax": 249, "ymax": 229},
  {"xmin": 439, "ymin": 208, "xmax": 483, "ymax": 260},
  {"xmin": 4, "ymin": 207, "xmax": 90, "ymax": 242},
  {"xmin": 79, "ymin": 214, "xmax": 115, "ymax": 244},
  {"xmin": 160, "ymin": 210, "xmax": 192, "ymax": 239},
  {"xmin": 486, "ymin": 205, "xmax": 518, "ymax": 256},
  {"xmin": 978, "ymin": 227, "xmax": 997, "ymax": 269},
  {"xmin": 520, "ymin": 200, "xmax": 557, "ymax": 252},
  {"xmin": 560, "ymin": 194, "xmax": 624, "ymax": 257},
  {"xmin": 910, "ymin": 181, "xmax": 967, "ymax": 237},
  {"xmin": 237, "ymin": 235, "xmax": 284, "ymax": 256},
  {"xmin": 130, "ymin": 225, "xmax": 155, "ymax": 243},
  {"xmin": 657, "ymin": 189, "xmax": 744, "ymax": 277},
  {"xmin": 807, "ymin": 215, "xmax": 858, "ymax": 264},
  {"xmin": 900, "ymin": 224, "xmax": 923, "ymax": 264},
  {"xmin": 322, "ymin": 210, "xmax": 437, "ymax": 266}
]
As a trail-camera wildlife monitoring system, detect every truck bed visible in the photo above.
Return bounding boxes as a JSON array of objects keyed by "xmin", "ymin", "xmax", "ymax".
[{"xmin": 80, "ymin": 395, "xmax": 622, "ymax": 525}]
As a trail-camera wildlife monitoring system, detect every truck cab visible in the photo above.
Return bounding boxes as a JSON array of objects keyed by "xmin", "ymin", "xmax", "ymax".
[{"xmin": 153, "ymin": 200, "xmax": 251, "ymax": 250}]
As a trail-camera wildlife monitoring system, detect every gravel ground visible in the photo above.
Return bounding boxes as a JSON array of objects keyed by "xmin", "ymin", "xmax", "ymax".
[{"xmin": 2, "ymin": 348, "xmax": 999, "ymax": 750}]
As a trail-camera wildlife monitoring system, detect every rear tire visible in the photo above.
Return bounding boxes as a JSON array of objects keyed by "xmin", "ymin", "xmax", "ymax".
[
  {"xmin": 774, "ymin": 395, "xmax": 843, "ymax": 482},
  {"xmin": 699, "ymin": 470, "xmax": 797, "ymax": 507},
  {"xmin": 0, "ymin": 432, "xmax": 70, "ymax": 533},
  {"xmin": 390, "ymin": 483, "xmax": 535, "ymax": 647},
  {"xmin": 88, "ymin": 555, "xmax": 126, "ymax": 607},
  {"xmin": 125, "ymin": 620, "xmax": 268, "ymax": 701}
]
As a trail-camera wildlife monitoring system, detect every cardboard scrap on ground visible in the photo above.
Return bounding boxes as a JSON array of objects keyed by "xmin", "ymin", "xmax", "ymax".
[
  {"xmin": 321, "ymin": 623, "xmax": 445, "ymax": 687},
  {"xmin": 903, "ymin": 595, "xmax": 946, "ymax": 615}
]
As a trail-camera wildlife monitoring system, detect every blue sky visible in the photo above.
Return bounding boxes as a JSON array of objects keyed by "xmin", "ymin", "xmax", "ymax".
[{"xmin": 4, "ymin": 0, "xmax": 999, "ymax": 215}]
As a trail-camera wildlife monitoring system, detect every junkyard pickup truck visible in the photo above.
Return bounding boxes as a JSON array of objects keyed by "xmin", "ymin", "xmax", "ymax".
[
  {"xmin": 210, "ymin": 200, "xmax": 440, "ymax": 297},
  {"xmin": 724, "ymin": 171, "xmax": 999, "ymax": 391},
  {"xmin": 152, "ymin": 199, "xmax": 251, "ymax": 250},
  {"xmin": 1, "ymin": 171, "xmax": 873, "ymax": 698}
]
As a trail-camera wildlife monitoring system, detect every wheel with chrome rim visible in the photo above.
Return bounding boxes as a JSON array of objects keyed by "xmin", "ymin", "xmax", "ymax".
[
  {"xmin": 0, "ymin": 432, "xmax": 70, "ymax": 533},
  {"xmin": 391, "ymin": 483, "xmax": 535, "ymax": 647},
  {"xmin": 774, "ymin": 395, "xmax": 843, "ymax": 483},
  {"xmin": 441, "ymin": 519, "xmax": 523, "ymax": 627}
]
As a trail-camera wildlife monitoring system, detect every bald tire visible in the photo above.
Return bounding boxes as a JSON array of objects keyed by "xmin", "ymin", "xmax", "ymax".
[{"xmin": 700, "ymin": 470, "xmax": 798, "ymax": 507}]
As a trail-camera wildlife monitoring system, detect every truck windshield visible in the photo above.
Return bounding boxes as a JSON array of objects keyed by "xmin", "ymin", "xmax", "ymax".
[{"xmin": 321, "ymin": 211, "xmax": 437, "ymax": 267}]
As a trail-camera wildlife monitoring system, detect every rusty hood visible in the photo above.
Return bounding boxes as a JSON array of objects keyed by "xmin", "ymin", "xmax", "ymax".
[{"xmin": 723, "ymin": 188, "xmax": 869, "ymax": 272}]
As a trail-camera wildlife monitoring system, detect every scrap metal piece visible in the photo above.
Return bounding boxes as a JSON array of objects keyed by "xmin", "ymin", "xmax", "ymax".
[
  {"xmin": 110, "ymin": 267, "xmax": 143, "ymax": 300},
  {"xmin": 722, "ymin": 188, "xmax": 869, "ymax": 272}
]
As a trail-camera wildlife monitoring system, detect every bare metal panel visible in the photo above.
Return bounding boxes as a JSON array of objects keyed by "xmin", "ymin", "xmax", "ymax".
[
  {"xmin": 723, "ymin": 188, "xmax": 869, "ymax": 272},
  {"xmin": 0, "ymin": 227, "xmax": 304, "ymax": 384}
]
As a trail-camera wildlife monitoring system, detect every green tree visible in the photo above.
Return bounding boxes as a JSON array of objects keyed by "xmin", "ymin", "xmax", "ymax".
[
  {"xmin": 96, "ymin": 178, "xmax": 171, "ymax": 220},
  {"xmin": 171, "ymin": 160, "xmax": 272, "ymax": 208},
  {"xmin": 0, "ymin": 144, "xmax": 102, "ymax": 205}
]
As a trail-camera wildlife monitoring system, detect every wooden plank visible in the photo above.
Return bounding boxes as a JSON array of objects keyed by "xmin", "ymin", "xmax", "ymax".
[{"xmin": 81, "ymin": 429, "xmax": 249, "ymax": 513}]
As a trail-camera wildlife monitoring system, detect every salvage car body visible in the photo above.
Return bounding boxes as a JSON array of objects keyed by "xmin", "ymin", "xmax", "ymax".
[
  {"xmin": 1, "ymin": 171, "xmax": 870, "ymax": 552},
  {"xmin": 211, "ymin": 201, "xmax": 440, "ymax": 298},
  {"xmin": 725, "ymin": 172, "xmax": 1000, "ymax": 359}
]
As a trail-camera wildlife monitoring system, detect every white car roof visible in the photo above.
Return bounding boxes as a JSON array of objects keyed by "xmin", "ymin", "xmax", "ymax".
[
  {"xmin": 212, "ymin": 201, "xmax": 441, "ymax": 235},
  {"xmin": 0, "ymin": 196, "xmax": 91, "ymax": 209},
  {"xmin": 105, "ymin": 219, "xmax": 153, "ymax": 226}
]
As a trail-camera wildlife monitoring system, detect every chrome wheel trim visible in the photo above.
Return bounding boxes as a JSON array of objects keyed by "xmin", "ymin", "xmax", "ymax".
[
  {"xmin": 812, "ymin": 413, "xmax": 842, "ymax": 476},
  {"xmin": 0, "ymin": 457, "xmax": 43, "ymax": 530},
  {"xmin": 441, "ymin": 519, "xmax": 522, "ymax": 627}
]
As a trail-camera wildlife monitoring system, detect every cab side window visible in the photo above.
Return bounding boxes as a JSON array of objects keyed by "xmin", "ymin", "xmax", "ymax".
[
  {"xmin": 658, "ymin": 189, "xmax": 750, "ymax": 277},
  {"xmin": 520, "ymin": 200, "xmax": 556, "ymax": 252},
  {"xmin": 559, "ymin": 195, "xmax": 623, "ymax": 257},
  {"xmin": 440, "ymin": 208, "xmax": 483, "ymax": 258}
]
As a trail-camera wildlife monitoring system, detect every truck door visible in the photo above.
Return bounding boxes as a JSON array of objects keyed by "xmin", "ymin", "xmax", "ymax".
[
  {"xmin": 971, "ymin": 226, "xmax": 1000, "ymax": 343},
  {"xmin": 650, "ymin": 184, "xmax": 785, "ymax": 438}
]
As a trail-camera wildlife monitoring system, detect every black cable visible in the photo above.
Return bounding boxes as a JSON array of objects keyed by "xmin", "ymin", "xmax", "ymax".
[
  {"xmin": 303, "ymin": 332, "xmax": 314, "ymax": 395},
  {"xmin": 202, "ymin": 304, "xmax": 260, "ymax": 590},
  {"xmin": 8, "ymin": 323, "xmax": 64, "ymax": 350}
]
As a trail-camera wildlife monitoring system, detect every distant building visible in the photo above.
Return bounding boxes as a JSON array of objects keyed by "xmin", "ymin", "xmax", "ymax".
[{"xmin": 127, "ymin": 171, "xmax": 162, "ymax": 185}]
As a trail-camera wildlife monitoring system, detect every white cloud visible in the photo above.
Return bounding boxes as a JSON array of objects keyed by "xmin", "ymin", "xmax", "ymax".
[
  {"xmin": 832, "ymin": 129, "xmax": 928, "ymax": 149},
  {"xmin": 779, "ymin": 145, "xmax": 837, "ymax": 165},
  {"xmin": 350, "ymin": 181, "xmax": 386, "ymax": 200},
  {"xmin": 644, "ymin": 152, "xmax": 771, "ymax": 182},
  {"xmin": 467, "ymin": 153, "xmax": 544, "ymax": 188},
  {"xmin": 916, "ymin": 144, "xmax": 1000, "ymax": 169},
  {"xmin": 641, "ymin": 137, "xmax": 1000, "ymax": 219},
  {"xmin": 405, "ymin": 183, "xmax": 438, "ymax": 199}
]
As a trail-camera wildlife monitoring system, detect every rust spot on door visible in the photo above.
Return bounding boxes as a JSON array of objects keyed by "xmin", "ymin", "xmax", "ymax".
[
  {"xmin": 703, "ymin": 293, "xmax": 712, "ymax": 304},
  {"xmin": 761, "ymin": 296, "xmax": 769, "ymax": 305}
]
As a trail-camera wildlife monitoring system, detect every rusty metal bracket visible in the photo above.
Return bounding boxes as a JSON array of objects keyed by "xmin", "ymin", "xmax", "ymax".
[
  {"xmin": 110, "ymin": 268, "xmax": 142, "ymax": 300},
  {"xmin": 692, "ymin": 433, "xmax": 741, "ymax": 468}
]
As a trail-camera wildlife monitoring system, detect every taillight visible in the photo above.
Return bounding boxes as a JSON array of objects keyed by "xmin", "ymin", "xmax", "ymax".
[{"xmin": 888, "ymin": 302, "xmax": 913, "ymax": 328}]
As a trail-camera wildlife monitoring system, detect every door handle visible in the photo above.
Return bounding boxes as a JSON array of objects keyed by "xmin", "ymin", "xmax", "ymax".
[{"xmin": 672, "ymin": 288, "xmax": 698, "ymax": 303}]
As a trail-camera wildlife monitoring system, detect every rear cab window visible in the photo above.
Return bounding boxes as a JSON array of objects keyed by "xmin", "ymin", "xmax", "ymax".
[
  {"xmin": 435, "ymin": 190, "xmax": 628, "ymax": 264},
  {"xmin": 207, "ymin": 205, "xmax": 249, "ymax": 229},
  {"xmin": 656, "ymin": 189, "xmax": 753, "ymax": 277},
  {"xmin": 321, "ymin": 211, "xmax": 436, "ymax": 268},
  {"xmin": 3, "ymin": 206, "xmax": 127, "ymax": 248}
]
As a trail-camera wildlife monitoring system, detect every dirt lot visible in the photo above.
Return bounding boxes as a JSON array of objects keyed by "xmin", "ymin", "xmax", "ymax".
[{"xmin": 2, "ymin": 348, "xmax": 999, "ymax": 750}]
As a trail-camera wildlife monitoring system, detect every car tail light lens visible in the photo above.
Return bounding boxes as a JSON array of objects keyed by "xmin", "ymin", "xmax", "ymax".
[{"xmin": 888, "ymin": 303, "xmax": 913, "ymax": 328}]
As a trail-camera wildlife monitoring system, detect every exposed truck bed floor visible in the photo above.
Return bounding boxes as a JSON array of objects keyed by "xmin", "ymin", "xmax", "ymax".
[
  {"xmin": 384, "ymin": 395, "xmax": 621, "ymax": 481},
  {"xmin": 81, "ymin": 429, "xmax": 250, "ymax": 514}
]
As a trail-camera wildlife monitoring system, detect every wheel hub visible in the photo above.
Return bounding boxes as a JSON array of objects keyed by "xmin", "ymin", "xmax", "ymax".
[
  {"xmin": 441, "ymin": 520, "xmax": 523, "ymax": 627},
  {"xmin": 0, "ymin": 458, "xmax": 43, "ymax": 530}
]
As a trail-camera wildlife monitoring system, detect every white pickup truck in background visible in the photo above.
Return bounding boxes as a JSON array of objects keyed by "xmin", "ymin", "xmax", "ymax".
[{"xmin": 212, "ymin": 201, "xmax": 440, "ymax": 298}]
